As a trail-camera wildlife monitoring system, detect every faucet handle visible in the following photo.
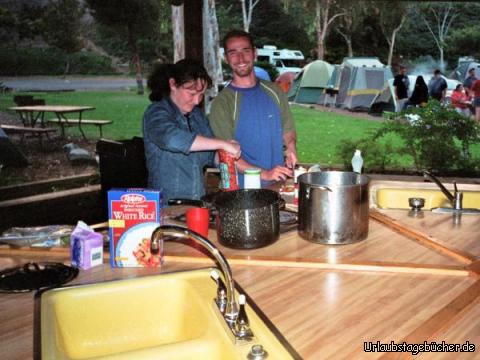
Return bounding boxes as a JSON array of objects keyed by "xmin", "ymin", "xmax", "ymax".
[
  {"xmin": 236, "ymin": 294, "xmax": 254, "ymax": 340},
  {"xmin": 211, "ymin": 269, "xmax": 227, "ymax": 313}
]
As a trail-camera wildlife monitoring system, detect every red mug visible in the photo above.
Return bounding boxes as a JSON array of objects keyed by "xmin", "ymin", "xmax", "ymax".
[{"xmin": 186, "ymin": 207, "xmax": 210, "ymax": 238}]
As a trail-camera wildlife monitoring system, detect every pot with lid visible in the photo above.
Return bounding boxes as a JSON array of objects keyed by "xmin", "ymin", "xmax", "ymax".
[
  {"xmin": 298, "ymin": 171, "xmax": 370, "ymax": 245},
  {"xmin": 169, "ymin": 189, "xmax": 283, "ymax": 249}
]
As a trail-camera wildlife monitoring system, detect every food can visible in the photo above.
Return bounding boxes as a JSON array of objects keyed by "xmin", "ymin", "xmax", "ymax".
[
  {"xmin": 244, "ymin": 168, "xmax": 261, "ymax": 189},
  {"xmin": 218, "ymin": 150, "xmax": 239, "ymax": 191}
]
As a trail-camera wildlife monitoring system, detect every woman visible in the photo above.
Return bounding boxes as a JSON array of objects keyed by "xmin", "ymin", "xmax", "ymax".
[
  {"xmin": 143, "ymin": 59, "xmax": 240, "ymax": 202},
  {"xmin": 450, "ymin": 84, "xmax": 471, "ymax": 117},
  {"xmin": 406, "ymin": 76, "xmax": 429, "ymax": 108}
]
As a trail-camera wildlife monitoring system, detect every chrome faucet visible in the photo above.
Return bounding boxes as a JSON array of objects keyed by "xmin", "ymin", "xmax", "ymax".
[
  {"xmin": 150, "ymin": 225, "xmax": 239, "ymax": 322},
  {"xmin": 150, "ymin": 225, "xmax": 256, "ymax": 344},
  {"xmin": 423, "ymin": 171, "xmax": 463, "ymax": 210}
]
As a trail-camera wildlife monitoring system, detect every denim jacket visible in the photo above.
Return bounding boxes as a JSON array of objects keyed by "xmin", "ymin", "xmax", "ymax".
[{"xmin": 143, "ymin": 97, "xmax": 215, "ymax": 203}]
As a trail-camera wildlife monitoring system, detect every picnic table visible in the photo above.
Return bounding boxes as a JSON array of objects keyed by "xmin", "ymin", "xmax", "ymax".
[{"xmin": 8, "ymin": 105, "xmax": 96, "ymax": 139}]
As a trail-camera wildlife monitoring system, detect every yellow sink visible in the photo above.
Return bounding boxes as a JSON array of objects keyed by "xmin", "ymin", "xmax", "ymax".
[
  {"xmin": 41, "ymin": 268, "xmax": 297, "ymax": 360},
  {"xmin": 376, "ymin": 188, "xmax": 480, "ymax": 210}
]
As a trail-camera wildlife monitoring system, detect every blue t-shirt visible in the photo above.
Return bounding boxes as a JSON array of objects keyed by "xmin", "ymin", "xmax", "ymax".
[{"xmin": 228, "ymin": 82, "xmax": 284, "ymax": 187}]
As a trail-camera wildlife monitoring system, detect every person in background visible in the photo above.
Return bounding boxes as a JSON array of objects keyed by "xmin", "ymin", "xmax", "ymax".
[
  {"xmin": 450, "ymin": 84, "xmax": 472, "ymax": 117},
  {"xmin": 428, "ymin": 69, "xmax": 448, "ymax": 102},
  {"xmin": 405, "ymin": 75, "xmax": 429, "ymax": 108},
  {"xmin": 143, "ymin": 59, "xmax": 241, "ymax": 202},
  {"xmin": 472, "ymin": 78, "xmax": 480, "ymax": 122},
  {"xmin": 209, "ymin": 30, "xmax": 297, "ymax": 188},
  {"xmin": 393, "ymin": 65, "xmax": 410, "ymax": 111},
  {"xmin": 463, "ymin": 67, "xmax": 478, "ymax": 98}
]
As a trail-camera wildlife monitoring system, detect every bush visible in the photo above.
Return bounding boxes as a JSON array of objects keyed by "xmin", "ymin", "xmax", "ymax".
[
  {"xmin": 69, "ymin": 52, "xmax": 116, "ymax": 75},
  {"xmin": 0, "ymin": 47, "xmax": 65, "ymax": 75},
  {"xmin": 0, "ymin": 47, "xmax": 115, "ymax": 75},
  {"xmin": 376, "ymin": 101, "xmax": 479, "ymax": 174},
  {"xmin": 336, "ymin": 100, "xmax": 480, "ymax": 176},
  {"xmin": 336, "ymin": 136, "xmax": 401, "ymax": 173}
]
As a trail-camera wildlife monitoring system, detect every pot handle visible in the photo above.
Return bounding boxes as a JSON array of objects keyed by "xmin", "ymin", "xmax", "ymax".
[
  {"xmin": 306, "ymin": 186, "xmax": 332, "ymax": 199},
  {"xmin": 278, "ymin": 197, "xmax": 286, "ymax": 209},
  {"xmin": 168, "ymin": 198, "xmax": 205, "ymax": 207}
]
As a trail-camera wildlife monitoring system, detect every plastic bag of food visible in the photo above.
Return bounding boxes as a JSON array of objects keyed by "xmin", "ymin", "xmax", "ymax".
[{"xmin": 0, "ymin": 225, "xmax": 73, "ymax": 248}]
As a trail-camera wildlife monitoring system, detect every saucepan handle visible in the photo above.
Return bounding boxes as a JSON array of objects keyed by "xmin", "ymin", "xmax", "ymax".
[
  {"xmin": 168, "ymin": 198, "xmax": 205, "ymax": 207},
  {"xmin": 305, "ymin": 186, "xmax": 332, "ymax": 200}
]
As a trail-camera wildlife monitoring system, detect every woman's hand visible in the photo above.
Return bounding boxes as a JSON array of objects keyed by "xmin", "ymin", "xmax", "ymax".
[{"xmin": 223, "ymin": 140, "xmax": 241, "ymax": 159}]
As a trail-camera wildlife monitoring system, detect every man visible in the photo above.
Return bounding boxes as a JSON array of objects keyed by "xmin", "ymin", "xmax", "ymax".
[
  {"xmin": 428, "ymin": 69, "xmax": 448, "ymax": 102},
  {"xmin": 209, "ymin": 30, "xmax": 297, "ymax": 187},
  {"xmin": 463, "ymin": 67, "xmax": 478, "ymax": 98},
  {"xmin": 472, "ymin": 79, "xmax": 480, "ymax": 122},
  {"xmin": 392, "ymin": 65, "xmax": 410, "ymax": 111}
]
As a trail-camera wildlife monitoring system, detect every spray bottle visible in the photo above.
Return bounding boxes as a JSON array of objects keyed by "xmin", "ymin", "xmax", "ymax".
[{"xmin": 351, "ymin": 149, "xmax": 363, "ymax": 174}]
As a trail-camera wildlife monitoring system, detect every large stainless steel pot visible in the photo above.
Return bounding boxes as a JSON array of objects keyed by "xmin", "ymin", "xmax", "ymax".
[{"xmin": 298, "ymin": 171, "xmax": 370, "ymax": 245}]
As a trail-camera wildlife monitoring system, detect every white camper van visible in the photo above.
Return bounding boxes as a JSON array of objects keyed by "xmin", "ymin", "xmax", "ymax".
[
  {"xmin": 256, "ymin": 45, "xmax": 304, "ymax": 75},
  {"xmin": 220, "ymin": 45, "xmax": 305, "ymax": 75}
]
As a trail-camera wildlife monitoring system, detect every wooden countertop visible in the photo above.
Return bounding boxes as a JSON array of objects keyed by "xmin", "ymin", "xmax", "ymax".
[{"xmin": 1, "ymin": 207, "xmax": 479, "ymax": 359}]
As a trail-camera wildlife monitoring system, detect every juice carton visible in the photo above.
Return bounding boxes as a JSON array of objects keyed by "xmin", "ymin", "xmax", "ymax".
[
  {"xmin": 71, "ymin": 221, "xmax": 103, "ymax": 270},
  {"xmin": 108, "ymin": 189, "xmax": 163, "ymax": 267}
]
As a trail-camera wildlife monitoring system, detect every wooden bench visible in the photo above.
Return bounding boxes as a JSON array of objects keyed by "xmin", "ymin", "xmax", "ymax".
[
  {"xmin": 1, "ymin": 124, "xmax": 58, "ymax": 149},
  {"xmin": 47, "ymin": 119, "xmax": 113, "ymax": 138}
]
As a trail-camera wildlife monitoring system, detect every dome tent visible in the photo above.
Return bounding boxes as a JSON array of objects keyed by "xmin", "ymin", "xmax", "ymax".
[
  {"xmin": 335, "ymin": 57, "xmax": 393, "ymax": 111},
  {"xmin": 288, "ymin": 60, "xmax": 334, "ymax": 104}
]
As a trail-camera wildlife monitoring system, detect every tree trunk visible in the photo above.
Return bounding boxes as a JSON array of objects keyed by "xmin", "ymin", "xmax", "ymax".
[
  {"xmin": 133, "ymin": 53, "xmax": 144, "ymax": 95},
  {"xmin": 127, "ymin": 26, "xmax": 144, "ymax": 95},
  {"xmin": 439, "ymin": 47, "xmax": 445, "ymax": 72},
  {"xmin": 172, "ymin": 4, "xmax": 185, "ymax": 62},
  {"xmin": 347, "ymin": 39, "xmax": 353, "ymax": 57},
  {"xmin": 387, "ymin": 31, "xmax": 396, "ymax": 66},
  {"xmin": 315, "ymin": 0, "xmax": 325, "ymax": 60},
  {"xmin": 337, "ymin": 30, "xmax": 353, "ymax": 57},
  {"xmin": 64, "ymin": 55, "xmax": 70, "ymax": 78},
  {"xmin": 203, "ymin": 0, "xmax": 222, "ymax": 113},
  {"xmin": 240, "ymin": 0, "xmax": 248, "ymax": 31}
]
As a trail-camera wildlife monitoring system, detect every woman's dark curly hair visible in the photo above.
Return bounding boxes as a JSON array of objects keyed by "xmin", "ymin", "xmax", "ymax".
[{"xmin": 147, "ymin": 59, "xmax": 212, "ymax": 102}]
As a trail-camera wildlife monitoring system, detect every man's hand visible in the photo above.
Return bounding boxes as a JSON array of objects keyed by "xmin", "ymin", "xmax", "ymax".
[
  {"xmin": 285, "ymin": 148, "xmax": 298, "ymax": 169},
  {"xmin": 283, "ymin": 130, "xmax": 297, "ymax": 169},
  {"xmin": 261, "ymin": 165, "xmax": 293, "ymax": 182}
]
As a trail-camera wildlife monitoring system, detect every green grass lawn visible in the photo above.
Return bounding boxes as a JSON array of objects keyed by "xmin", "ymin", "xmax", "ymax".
[
  {"xmin": 1, "ymin": 90, "xmax": 384, "ymax": 165},
  {"xmin": 1, "ymin": 90, "xmax": 149, "ymax": 139},
  {"xmin": 291, "ymin": 105, "xmax": 382, "ymax": 165}
]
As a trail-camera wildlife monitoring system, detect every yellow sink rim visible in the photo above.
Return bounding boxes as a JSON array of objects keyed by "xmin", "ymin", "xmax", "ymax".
[
  {"xmin": 376, "ymin": 188, "xmax": 480, "ymax": 210},
  {"xmin": 41, "ymin": 268, "xmax": 298, "ymax": 360}
]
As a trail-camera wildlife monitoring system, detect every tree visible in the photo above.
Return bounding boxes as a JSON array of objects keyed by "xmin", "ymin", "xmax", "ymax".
[
  {"xmin": 42, "ymin": 0, "xmax": 83, "ymax": 75},
  {"xmin": 446, "ymin": 25, "xmax": 480, "ymax": 66},
  {"xmin": 85, "ymin": 0, "xmax": 161, "ymax": 94},
  {"xmin": 240, "ymin": 0, "xmax": 260, "ymax": 32},
  {"xmin": 372, "ymin": 0, "xmax": 409, "ymax": 66},
  {"xmin": 250, "ymin": 0, "xmax": 313, "ymax": 53},
  {"xmin": 335, "ymin": 1, "xmax": 365, "ymax": 57},
  {"xmin": 416, "ymin": 2, "xmax": 458, "ymax": 72},
  {"xmin": 203, "ymin": 0, "xmax": 222, "ymax": 113},
  {"xmin": 171, "ymin": 4, "xmax": 184, "ymax": 62},
  {"xmin": 313, "ymin": 0, "xmax": 345, "ymax": 60}
]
